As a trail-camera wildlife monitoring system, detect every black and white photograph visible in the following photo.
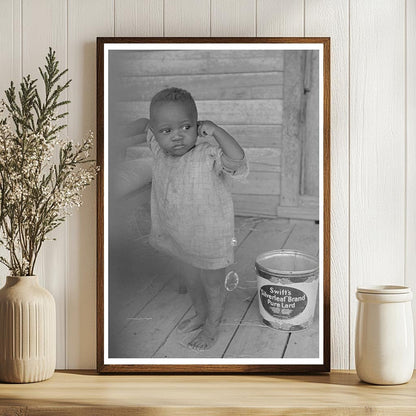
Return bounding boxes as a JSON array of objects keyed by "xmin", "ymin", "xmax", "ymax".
[{"xmin": 97, "ymin": 38, "xmax": 330, "ymax": 373}]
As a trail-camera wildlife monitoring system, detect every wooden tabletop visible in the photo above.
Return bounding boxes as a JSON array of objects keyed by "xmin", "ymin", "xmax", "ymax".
[{"xmin": 0, "ymin": 370, "xmax": 415, "ymax": 415}]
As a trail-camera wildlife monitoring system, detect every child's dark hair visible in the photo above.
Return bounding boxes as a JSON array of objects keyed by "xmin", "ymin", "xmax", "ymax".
[{"xmin": 150, "ymin": 87, "xmax": 197, "ymax": 118}]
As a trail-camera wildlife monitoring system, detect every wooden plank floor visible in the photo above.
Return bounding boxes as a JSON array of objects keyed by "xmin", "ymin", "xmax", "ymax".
[{"xmin": 109, "ymin": 216, "xmax": 319, "ymax": 359}]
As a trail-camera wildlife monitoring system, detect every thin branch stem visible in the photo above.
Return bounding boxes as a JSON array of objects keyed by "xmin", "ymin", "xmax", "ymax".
[{"xmin": 0, "ymin": 49, "xmax": 96, "ymax": 276}]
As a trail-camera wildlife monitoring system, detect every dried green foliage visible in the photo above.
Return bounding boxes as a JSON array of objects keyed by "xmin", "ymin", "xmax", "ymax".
[{"xmin": 0, "ymin": 48, "xmax": 97, "ymax": 276}]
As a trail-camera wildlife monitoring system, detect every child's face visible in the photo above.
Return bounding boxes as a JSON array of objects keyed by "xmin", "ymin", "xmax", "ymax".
[{"xmin": 150, "ymin": 101, "xmax": 198, "ymax": 157}]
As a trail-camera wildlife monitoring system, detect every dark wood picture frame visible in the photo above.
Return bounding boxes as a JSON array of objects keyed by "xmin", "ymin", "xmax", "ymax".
[{"xmin": 97, "ymin": 37, "xmax": 330, "ymax": 374}]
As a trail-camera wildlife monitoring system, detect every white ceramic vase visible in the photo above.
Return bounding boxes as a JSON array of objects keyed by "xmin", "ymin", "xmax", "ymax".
[
  {"xmin": 0, "ymin": 276, "xmax": 56, "ymax": 383},
  {"xmin": 355, "ymin": 285, "xmax": 414, "ymax": 385}
]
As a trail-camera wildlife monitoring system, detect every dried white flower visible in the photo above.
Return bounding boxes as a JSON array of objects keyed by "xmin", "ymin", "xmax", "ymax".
[{"xmin": 0, "ymin": 49, "xmax": 98, "ymax": 276}]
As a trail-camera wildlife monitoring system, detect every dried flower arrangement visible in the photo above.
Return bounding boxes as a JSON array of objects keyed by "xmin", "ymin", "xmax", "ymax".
[{"xmin": 0, "ymin": 48, "xmax": 97, "ymax": 276}]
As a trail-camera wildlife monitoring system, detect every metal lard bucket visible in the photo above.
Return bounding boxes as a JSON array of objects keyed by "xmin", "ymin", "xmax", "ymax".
[{"xmin": 255, "ymin": 250, "xmax": 319, "ymax": 331}]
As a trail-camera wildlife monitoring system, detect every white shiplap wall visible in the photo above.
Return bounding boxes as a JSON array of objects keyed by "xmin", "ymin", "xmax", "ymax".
[{"xmin": 0, "ymin": 0, "xmax": 414, "ymax": 370}]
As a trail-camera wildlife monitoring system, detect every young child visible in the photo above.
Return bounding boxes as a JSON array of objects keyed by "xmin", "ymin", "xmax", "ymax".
[{"xmin": 144, "ymin": 87, "xmax": 248, "ymax": 351}]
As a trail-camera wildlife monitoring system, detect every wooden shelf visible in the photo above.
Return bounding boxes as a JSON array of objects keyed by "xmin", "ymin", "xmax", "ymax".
[{"xmin": 1, "ymin": 370, "xmax": 415, "ymax": 415}]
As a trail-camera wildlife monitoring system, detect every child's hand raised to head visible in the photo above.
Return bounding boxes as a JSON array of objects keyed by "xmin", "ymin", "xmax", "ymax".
[
  {"xmin": 197, "ymin": 120, "xmax": 218, "ymax": 137},
  {"xmin": 199, "ymin": 119, "xmax": 245, "ymax": 161}
]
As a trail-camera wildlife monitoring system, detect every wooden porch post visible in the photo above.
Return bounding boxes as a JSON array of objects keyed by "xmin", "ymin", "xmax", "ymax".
[{"xmin": 279, "ymin": 50, "xmax": 305, "ymax": 208}]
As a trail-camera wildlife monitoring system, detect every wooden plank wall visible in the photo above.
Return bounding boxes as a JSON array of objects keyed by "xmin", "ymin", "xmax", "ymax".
[
  {"xmin": 407, "ymin": 0, "xmax": 416, "ymax": 371},
  {"xmin": 0, "ymin": 0, "xmax": 413, "ymax": 370},
  {"xmin": 114, "ymin": 49, "xmax": 283, "ymax": 217},
  {"xmin": 349, "ymin": 0, "xmax": 406, "ymax": 368}
]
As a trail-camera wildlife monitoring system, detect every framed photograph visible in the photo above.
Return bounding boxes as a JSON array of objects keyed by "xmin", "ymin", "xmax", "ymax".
[{"xmin": 97, "ymin": 37, "xmax": 330, "ymax": 373}]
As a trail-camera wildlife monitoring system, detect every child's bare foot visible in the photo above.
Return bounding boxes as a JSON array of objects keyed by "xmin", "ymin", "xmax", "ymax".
[
  {"xmin": 177, "ymin": 315, "xmax": 205, "ymax": 333},
  {"xmin": 188, "ymin": 324, "xmax": 219, "ymax": 351}
]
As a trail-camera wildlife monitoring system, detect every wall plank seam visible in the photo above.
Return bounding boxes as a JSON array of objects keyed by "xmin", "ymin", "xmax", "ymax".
[
  {"xmin": 348, "ymin": 0, "xmax": 351, "ymax": 370},
  {"xmin": 19, "ymin": 0, "xmax": 22, "ymax": 80},
  {"xmin": 64, "ymin": 0, "xmax": 69, "ymax": 370},
  {"xmin": 209, "ymin": 0, "xmax": 212, "ymax": 36},
  {"xmin": 404, "ymin": 0, "xmax": 407, "ymax": 302},
  {"xmin": 303, "ymin": 0, "xmax": 305, "ymax": 36}
]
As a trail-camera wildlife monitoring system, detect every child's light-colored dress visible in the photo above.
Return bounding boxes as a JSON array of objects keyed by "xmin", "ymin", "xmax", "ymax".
[{"xmin": 146, "ymin": 130, "xmax": 248, "ymax": 270}]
